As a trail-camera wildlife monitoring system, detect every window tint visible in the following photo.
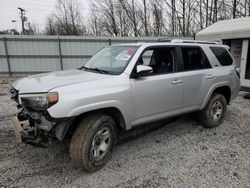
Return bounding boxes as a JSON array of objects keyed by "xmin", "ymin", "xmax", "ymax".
[
  {"xmin": 210, "ymin": 47, "xmax": 233, "ymax": 66},
  {"xmin": 139, "ymin": 47, "xmax": 175, "ymax": 75},
  {"xmin": 181, "ymin": 47, "xmax": 211, "ymax": 71}
]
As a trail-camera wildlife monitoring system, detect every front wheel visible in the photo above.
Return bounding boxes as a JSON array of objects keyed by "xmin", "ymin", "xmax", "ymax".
[
  {"xmin": 198, "ymin": 93, "xmax": 227, "ymax": 128},
  {"xmin": 69, "ymin": 114, "xmax": 117, "ymax": 172}
]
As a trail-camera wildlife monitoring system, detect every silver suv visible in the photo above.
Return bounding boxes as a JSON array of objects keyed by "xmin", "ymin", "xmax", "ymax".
[{"xmin": 10, "ymin": 40, "xmax": 240, "ymax": 172}]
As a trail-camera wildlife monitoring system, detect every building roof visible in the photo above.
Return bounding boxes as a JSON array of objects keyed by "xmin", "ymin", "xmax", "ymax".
[{"xmin": 196, "ymin": 17, "xmax": 250, "ymax": 41}]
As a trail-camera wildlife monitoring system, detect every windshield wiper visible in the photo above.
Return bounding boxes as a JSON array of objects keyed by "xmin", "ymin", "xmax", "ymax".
[{"xmin": 81, "ymin": 66, "xmax": 111, "ymax": 74}]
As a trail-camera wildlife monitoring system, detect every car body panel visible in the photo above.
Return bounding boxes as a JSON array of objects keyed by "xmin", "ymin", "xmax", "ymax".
[
  {"xmin": 130, "ymin": 72, "xmax": 183, "ymax": 126},
  {"xmin": 47, "ymin": 73, "xmax": 134, "ymax": 128},
  {"xmin": 13, "ymin": 69, "xmax": 111, "ymax": 93},
  {"xmin": 182, "ymin": 69, "xmax": 216, "ymax": 110}
]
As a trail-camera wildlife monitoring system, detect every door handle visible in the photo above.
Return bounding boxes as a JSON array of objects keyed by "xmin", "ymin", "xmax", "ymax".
[
  {"xmin": 172, "ymin": 79, "xmax": 183, "ymax": 84},
  {"xmin": 206, "ymin": 74, "xmax": 215, "ymax": 79}
]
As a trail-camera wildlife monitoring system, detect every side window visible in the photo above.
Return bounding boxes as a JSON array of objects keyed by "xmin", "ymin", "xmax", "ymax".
[
  {"xmin": 210, "ymin": 47, "xmax": 233, "ymax": 66},
  {"xmin": 139, "ymin": 47, "xmax": 175, "ymax": 75},
  {"xmin": 181, "ymin": 47, "xmax": 211, "ymax": 71},
  {"xmin": 141, "ymin": 50, "xmax": 154, "ymax": 66}
]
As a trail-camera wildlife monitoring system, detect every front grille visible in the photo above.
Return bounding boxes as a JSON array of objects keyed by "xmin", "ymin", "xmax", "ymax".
[{"xmin": 10, "ymin": 87, "xmax": 19, "ymax": 103}]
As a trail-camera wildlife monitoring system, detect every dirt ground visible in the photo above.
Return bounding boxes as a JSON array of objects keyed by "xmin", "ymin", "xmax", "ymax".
[{"xmin": 0, "ymin": 87, "xmax": 250, "ymax": 187}]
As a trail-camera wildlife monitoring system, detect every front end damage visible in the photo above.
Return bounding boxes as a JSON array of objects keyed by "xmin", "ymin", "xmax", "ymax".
[{"xmin": 10, "ymin": 87, "xmax": 73, "ymax": 147}]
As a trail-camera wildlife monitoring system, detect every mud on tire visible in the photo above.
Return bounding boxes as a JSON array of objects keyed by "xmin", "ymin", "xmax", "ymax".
[
  {"xmin": 69, "ymin": 114, "xmax": 117, "ymax": 172},
  {"xmin": 198, "ymin": 93, "xmax": 227, "ymax": 128}
]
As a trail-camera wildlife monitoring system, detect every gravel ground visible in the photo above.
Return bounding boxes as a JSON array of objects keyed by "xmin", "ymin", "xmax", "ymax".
[{"xmin": 0, "ymin": 88, "xmax": 250, "ymax": 187}]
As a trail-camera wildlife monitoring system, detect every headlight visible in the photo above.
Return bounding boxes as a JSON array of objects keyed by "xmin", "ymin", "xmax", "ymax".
[{"xmin": 19, "ymin": 92, "xmax": 58, "ymax": 111}]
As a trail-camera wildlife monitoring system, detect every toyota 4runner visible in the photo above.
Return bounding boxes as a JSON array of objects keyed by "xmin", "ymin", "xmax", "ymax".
[{"xmin": 10, "ymin": 40, "xmax": 240, "ymax": 172}]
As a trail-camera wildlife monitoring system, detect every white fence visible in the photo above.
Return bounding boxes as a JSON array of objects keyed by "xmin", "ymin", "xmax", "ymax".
[{"xmin": 0, "ymin": 35, "xmax": 163, "ymax": 75}]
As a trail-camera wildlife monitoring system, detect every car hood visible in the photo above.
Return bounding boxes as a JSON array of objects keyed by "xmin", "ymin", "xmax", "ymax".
[{"xmin": 13, "ymin": 69, "xmax": 113, "ymax": 93}]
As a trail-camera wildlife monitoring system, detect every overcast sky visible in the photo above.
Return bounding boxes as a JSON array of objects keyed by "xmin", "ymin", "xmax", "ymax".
[{"xmin": 0, "ymin": 0, "xmax": 89, "ymax": 32}]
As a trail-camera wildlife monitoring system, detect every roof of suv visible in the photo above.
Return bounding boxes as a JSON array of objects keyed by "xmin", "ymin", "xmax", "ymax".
[{"xmin": 113, "ymin": 40, "xmax": 229, "ymax": 49}]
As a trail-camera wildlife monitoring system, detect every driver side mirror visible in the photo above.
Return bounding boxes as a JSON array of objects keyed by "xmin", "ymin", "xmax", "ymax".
[{"xmin": 135, "ymin": 65, "xmax": 153, "ymax": 78}]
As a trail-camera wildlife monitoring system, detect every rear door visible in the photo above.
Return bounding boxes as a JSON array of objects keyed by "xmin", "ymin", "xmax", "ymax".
[{"xmin": 180, "ymin": 46, "xmax": 215, "ymax": 110}]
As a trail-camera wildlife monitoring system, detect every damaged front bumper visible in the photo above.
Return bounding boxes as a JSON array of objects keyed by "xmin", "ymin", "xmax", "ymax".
[
  {"xmin": 10, "ymin": 87, "xmax": 74, "ymax": 147},
  {"xmin": 11, "ymin": 116, "xmax": 50, "ymax": 147},
  {"xmin": 11, "ymin": 108, "xmax": 73, "ymax": 148},
  {"xmin": 11, "ymin": 111, "xmax": 53, "ymax": 147}
]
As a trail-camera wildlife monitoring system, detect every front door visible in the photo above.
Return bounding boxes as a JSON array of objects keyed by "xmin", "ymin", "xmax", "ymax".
[
  {"xmin": 241, "ymin": 40, "xmax": 250, "ymax": 88},
  {"xmin": 130, "ymin": 47, "xmax": 183, "ymax": 125}
]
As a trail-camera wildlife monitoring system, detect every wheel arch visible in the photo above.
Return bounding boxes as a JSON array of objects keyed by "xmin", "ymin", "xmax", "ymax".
[
  {"xmin": 201, "ymin": 84, "xmax": 231, "ymax": 110},
  {"xmin": 60, "ymin": 107, "xmax": 126, "ymax": 141},
  {"xmin": 80, "ymin": 107, "xmax": 127, "ymax": 130},
  {"xmin": 213, "ymin": 86, "xmax": 231, "ymax": 104}
]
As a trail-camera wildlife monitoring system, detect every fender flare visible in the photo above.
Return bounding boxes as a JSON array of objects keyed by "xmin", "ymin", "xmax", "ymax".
[
  {"xmin": 201, "ymin": 82, "xmax": 231, "ymax": 110},
  {"xmin": 66, "ymin": 100, "xmax": 129, "ymax": 126}
]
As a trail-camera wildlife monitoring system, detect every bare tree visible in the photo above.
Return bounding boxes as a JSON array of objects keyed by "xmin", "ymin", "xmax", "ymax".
[
  {"xmin": 118, "ymin": 0, "xmax": 141, "ymax": 36},
  {"xmin": 199, "ymin": 0, "xmax": 203, "ymax": 29},
  {"xmin": 44, "ymin": 16, "xmax": 57, "ymax": 35},
  {"xmin": 205, "ymin": 0, "xmax": 209, "ymax": 27},
  {"xmin": 92, "ymin": 0, "xmax": 120, "ymax": 36},
  {"xmin": 27, "ymin": 23, "xmax": 41, "ymax": 35},
  {"xmin": 142, "ymin": 0, "xmax": 149, "ymax": 36},
  {"xmin": 44, "ymin": 0, "xmax": 250, "ymax": 37},
  {"xmin": 233, "ymin": 0, "xmax": 237, "ymax": 18},
  {"xmin": 171, "ymin": 0, "xmax": 176, "ymax": 36},
  {"xmin": 180, "ymin": 0, "xmax": 186, "ymax": 36},
  {"xmin": 44, "ymin": 0, "xmax": 86, "ymax": 35},
  {"xmin": 88, "ymin": 7, "xmax": 102, "ymax": 36},
  {"xmin": 213, "ymin": 0, "xmax": 218, "ymax": 22},
  {"xmin": 152, "ymin": 0, "xmax": 164, "ymax": 36},
  {"xmin": 116, "ymin": 3, "xmax": 130, "ymax": 36}
]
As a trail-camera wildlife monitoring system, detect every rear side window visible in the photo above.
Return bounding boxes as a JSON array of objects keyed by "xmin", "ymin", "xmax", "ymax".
[
  {"xmin": 181, "ymin": 47, "xmax": 211, "ymax": 71},
  {"xmin": 210, "ymin": 47, "xmax": 233, "ymax": 66}
]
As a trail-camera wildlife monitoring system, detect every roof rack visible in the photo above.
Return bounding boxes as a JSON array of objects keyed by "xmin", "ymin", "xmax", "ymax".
[
  {"xmin": 158, "ymin": 38, "xmax": 220, "ymax": 45},
  {"xmin": 170, "ymin": 39, "xmax": 220, "ymax": 44},
  {"xmin": 157, "ymin": 38, "xmax": 172, "ymax": 42}
]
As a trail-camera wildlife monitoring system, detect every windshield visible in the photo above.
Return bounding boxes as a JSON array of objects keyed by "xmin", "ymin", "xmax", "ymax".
[{"xmin": 83, "ymin": 46, "xmax": 138, "ymax": 75}]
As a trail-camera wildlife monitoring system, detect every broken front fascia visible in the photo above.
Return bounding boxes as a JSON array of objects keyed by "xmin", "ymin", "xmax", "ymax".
[
  {"xmin": 12, "ymin": 90, "xmax": 73, "ymax": 147},
  {"xmin": 14, "ymin": 107, "xmax": 56, "ymax": 147},
  {"xmin": 15, "ymin": 107, "xmax": 74, "ymax": 147}
]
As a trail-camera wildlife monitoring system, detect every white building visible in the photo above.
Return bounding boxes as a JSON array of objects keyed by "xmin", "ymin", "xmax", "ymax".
[{"xmin": 196, "ymin": 17, "xmax": 250, "ymax": 91}]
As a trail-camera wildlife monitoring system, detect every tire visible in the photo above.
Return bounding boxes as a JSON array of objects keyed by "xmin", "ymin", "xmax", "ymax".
[
  {"xmin": 198, "ymin": 93, "xmax": 227, "ymax": 128},
  {"xmin": 69, "ymin": 113, "xmax": 117, "ymax": 172}
]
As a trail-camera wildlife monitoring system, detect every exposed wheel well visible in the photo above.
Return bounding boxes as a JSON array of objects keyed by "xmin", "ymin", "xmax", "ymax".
[
  {"xmin": 213, "ymin": 86, "xmax": 231, "ymax": 104},
  {"xmin": 97, "ymin": 107, "xmax": 126, "ymax": 131}
]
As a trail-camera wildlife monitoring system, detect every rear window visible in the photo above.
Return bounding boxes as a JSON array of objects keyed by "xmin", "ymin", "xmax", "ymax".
[
  {"xmin": 181, "ymin": 47, "xmax": 211, "ymax": 71},
  {"xmin": 210, "ymin": 47, "xmax": 233, "ymax": 66}
]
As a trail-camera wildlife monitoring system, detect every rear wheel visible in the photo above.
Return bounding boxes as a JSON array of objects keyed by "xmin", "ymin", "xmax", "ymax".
[
  {"xmin": 198, "ymin": 93, "xmax": 227, "ymax": 128},
  {"xmin": 69, "ymin": 114, "xmax": 117, "ymax": 172}
]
